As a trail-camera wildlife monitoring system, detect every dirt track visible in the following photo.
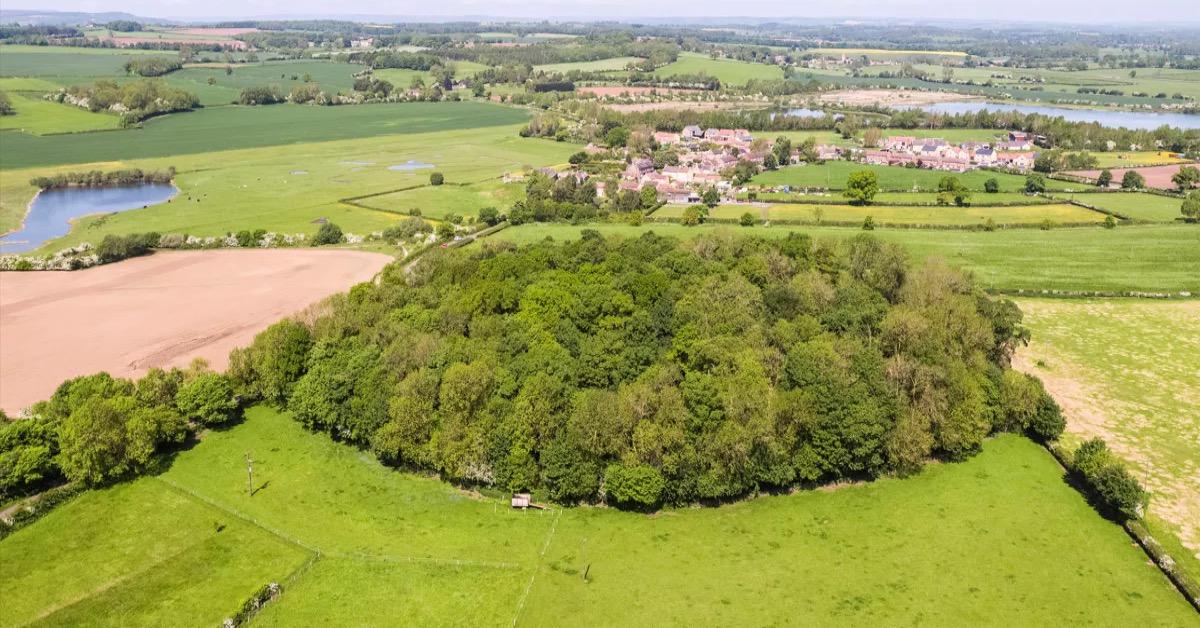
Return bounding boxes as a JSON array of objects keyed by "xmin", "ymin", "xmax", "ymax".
[{"xmin": 0, "ymin": 249, "xmax": 391, "ymax": 413}]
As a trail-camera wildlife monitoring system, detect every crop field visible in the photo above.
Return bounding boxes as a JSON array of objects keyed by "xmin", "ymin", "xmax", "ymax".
[
  {"xmin": 1082, "ymin": 151, "xmax": 1192, "ymax": 168},
  {"xmin": 856, "ymin": 64, "xmax": 1200, "ymax": 102},
  {"xmin": 752, "ymin": 161, "xmax": 1079, "ymax": 192},
  {"xmin": 489, "ymin": 223, "xmax": 1200, "ymax": 293},
  {"xmin": 0, "ymin": 100, "xmax": 531, "ymax": 170},
  {"xmin": 2, "ymin": 407, "xmax": 1191, "ymax": 625},
  {"xmin": 654, "ymin": 52, "xmax": 783, "ymax": 85},
  {"xmin": 1, "ymin": 123, "xmax": 573, "ymax": 252},
  {"xmin": 655, "ymin": 201, "xmax": 1104, "ymax": 226},
  {"xmin": 1052, "ymin": 191, "xmax": 1186, "ymax": 222},
  {"xmin": 0, "ymin": 44, "xmax": 165, "ymax": 84},
  {"xmin": 533, "ymin": 56, "xmax": 644, "ymax": 73},
  {"xmin": 747, "ymin": 191, "xmax": 1051, "ymax": 205},
  {"xmin": 1013, "ymin": 298, "xmax": 1200, "ymax": 575},
  {"xmin": 354, "ymin": 181, "xmax": 525, "ymax": 220}
]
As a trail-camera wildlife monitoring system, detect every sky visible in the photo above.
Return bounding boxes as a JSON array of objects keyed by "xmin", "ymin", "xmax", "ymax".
[{"xmin": 19, "ymin": 0, "xmax": 1200, "ymax": 24}]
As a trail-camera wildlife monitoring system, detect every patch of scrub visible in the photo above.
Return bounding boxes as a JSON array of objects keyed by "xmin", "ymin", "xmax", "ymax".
[
  {"xmin": 388, "ymin": 160, "xmax": 435, "ymax": 171},
  {"xmin": 0, "ymin": 183, "xmax": 177, "ymax": 254}
]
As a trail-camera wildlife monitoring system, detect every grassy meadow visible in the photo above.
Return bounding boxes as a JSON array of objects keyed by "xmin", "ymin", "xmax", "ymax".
[
  {"xmin": 655, "ymin": 51, "xmax": 783, "ymax": 85},
  {"xmin": 752, "ymin": 161, "xmax": 1079, "ymax": 192},
  {"xmin": 534, "ymin": 57, "xmax": 644, "ymax": 73},
  {"xmin": 355, "ymin": 181, "xmax": 526, "ymax": 220},
  {"xmin": 488, "ymin": 223, "xmax": 1200, "ymax": 294},
  {"xmin": 1014, "ymin": 298, "xmax": 1200, "ymax": 575},
  {"xmin": 656, "ymin": 201, "xmax": 1105, "ymax": 226},
  {"xmin": 0, "ymin": 92, "xmax": 122, "ymax": 134},
  {"xmin": 2, "ymin": 407, "xmax": 1192, "ymax": 626}
]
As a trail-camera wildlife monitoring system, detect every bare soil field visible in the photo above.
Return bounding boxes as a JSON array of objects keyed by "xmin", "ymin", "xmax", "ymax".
[
  {"xmin": 578, "ymin": 86, "xmax": 703, "ymax": 97},
  {"xmin": 0, "ymin": 249, "xmax": 391, "ymax": 413},
  {"xmin": 816, "ymin": 89, "xmax": 982, "ymax": 107},
  {"xmin": 1064, "ymin": 163, "xmax": 1200, "ymax": 190}
]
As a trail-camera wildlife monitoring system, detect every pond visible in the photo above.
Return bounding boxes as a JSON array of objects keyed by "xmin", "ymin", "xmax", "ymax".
[
  {"xmin": 783, "ymin": 108, "xmax": 828, "ymax": 118},
  {"xmin": 0, "ymin": 183, "xmax": 177, "ymax": 254},
  {"xmin": 901, "ymin": 101, "xmax": 1200, "ymax": 130},
  {"xmin": 388, "ymin": 160, "xmax": 436, "ymax": 171}
]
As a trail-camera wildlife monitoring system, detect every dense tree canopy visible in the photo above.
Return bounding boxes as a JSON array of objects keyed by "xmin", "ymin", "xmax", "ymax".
[{"xmin": 221, "ymin": 232, "xmax": 1059, "ymax": 507}]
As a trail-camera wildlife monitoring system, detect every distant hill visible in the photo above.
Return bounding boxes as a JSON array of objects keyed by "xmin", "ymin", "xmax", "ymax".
[{"xmin": 0, "ymin": 9, "xmax": 175, "ymax": 26}]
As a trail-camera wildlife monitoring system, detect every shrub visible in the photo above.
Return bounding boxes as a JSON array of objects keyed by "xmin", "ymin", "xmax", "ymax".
[
  {"xmin": 175, "ymin": 373, "xmax": 240, "ymax": 426},
  {"xmin": 429, "ymin": 172, "xmax": 445, "ymax": 186},
  {"xmin": 605, "ymin": 463, "xmax": 665, "ymax": 508},
  {"xmin": 312, "ymin": 222, "xmax": 343, "ymax": 246},
  {"xmin": 739, "ymin": 212, "xmax": 756, "ymax": 227},
  {"xmin": 984, "ymin": 178, "xmax": 999, "ymax": 193},
  {"xmin": 1072, "ymin": 437, "xmax": 1147, "ymax": 520}
]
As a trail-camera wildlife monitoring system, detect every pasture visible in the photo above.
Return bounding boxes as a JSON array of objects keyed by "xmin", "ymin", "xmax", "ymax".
[
  {"xmin": 488, "ymin": 223, "xmax": 1200, "ymax": 294},
  {"xmin": 2, "ymin": 407, "xmax": 1192, "ymax": 625},
  {"xmin": 163, "ymin": 60, "xmax": 361, "ymax": 106},
  {"xmin": 0, "ymin": 100, "xmax": 531, "ymax": 170},
  {"xmin": 1052, "ymin": 191, "xmax": 1186, "ymax": 222},
  {"xmin": 752, "ymin": 161, "xmax": 1078, "ymax": 192},
  {"xmin": 655, "ymin": 201, "xmax": 1104, "ymax": 226},
  {"xmin": 354, "ymin": 181, "xmax": 525, "ymax": 220},
  {"xmin": 1, "ymin": 123, "xmax": 573, "ymax": 252},
  {"xmin": 654, "ymin": 52, "xmax": 783, "ymax": 85},
  {"xmin": 0, "ymin": 44, "xmax": 165, "ymax": 85},
  {"xmin": 1014, "ymin": 298, "xmax": 1200, "ymax": 575},
  {"xmin": 0, "ymin": 92, "xmax": 121, "ymax": 135}
]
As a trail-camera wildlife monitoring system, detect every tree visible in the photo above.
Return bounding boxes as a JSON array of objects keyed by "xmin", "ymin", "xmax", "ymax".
[
  {"xmin": 1171, "ymin": 165, "xmax": 1200, "ymax": 192},
  {"xmin": 56, "ymin": 396, "xmax": 136, "ymax": 485},
  {"xmin": 862, "ymin": 127, "xmax": 882, "ymax": 148},
  {"xmin": 313, "ymin": 222, "xmax": 343, "ymax": 245},
  {"xmin": 763, "ymin": 152, "xmax": 778, "ymax": 170},
  {"xmin": 772, "ymin": 136, "xmax": 792, "ymax": 166},
  {"xmin": 701, "ymin": 186, "xmax": 720, "ymax": 208},
  {"xmin": 1121, "ymin": 170, "xmax": 1145, "ymax": 190},
  {"xmin": 1096, "ymin": 169, "xmax": 1113, "ymax": 188},
  {"xmin": 0, "ymin": 90, "xmax": 14, "ymax": 116},
  {"xmin": 862, "ymin": 215, "xmax": 875, "ymax": 230},
  {"xmin": 1024, "ymin": 173, "xmax": 1046, "ymax": 194},
  {"xmin": 936, "ymin": 176, "xmax": 971, "ymax": 206},
  {"xmin": 604, "ymin": 126, "xmax": 630, "ymax": 148},
  {"xmin": 429, "ymin": 172, "xmax": 444, "ymax": 186},
  {"xmin": 983, "ymin": 178, "xmax": 999, "ymax": 193},
  {"xmin": 436, "ymin": 222, "xmax": 456, "ymax": 240},
  {"xmin": 478, "ymin": 206, "xmax": 500, "ymax": 226},
  {"xmin": 639, "ymin": 184, "xmax": 659, "ymax": 209},
  {"xmin": 739, "ymin": 212, "xmax": 756, "ymax": 226},
  {"xmin": 681, "ymin": 205, "xmax": 705, "ymax": 226},
  {"xmin": 229, "ymin": 320, "xmax": 312, "ymax": 406},
  {"xmin": 843, "ymin": 170, "xmax": 879, "ymax": 205},
  {"xmin": 175, "ymin": 373, "xmax": 239, "ymax": 426},
  {"xmin": 1181, "ymin": 191, "xmax": 1200, "ymax": 222}
]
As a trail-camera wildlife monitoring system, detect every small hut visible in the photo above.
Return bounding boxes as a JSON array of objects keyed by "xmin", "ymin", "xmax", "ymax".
[{"xmin": 511, "ymin": 493, "xmax": 532, "ymax": 509}]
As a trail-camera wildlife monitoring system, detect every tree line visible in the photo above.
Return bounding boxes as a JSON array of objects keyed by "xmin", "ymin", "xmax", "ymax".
[{"xmin": 29, "ymin": 167, "xmax": 175, "ymax": 190}]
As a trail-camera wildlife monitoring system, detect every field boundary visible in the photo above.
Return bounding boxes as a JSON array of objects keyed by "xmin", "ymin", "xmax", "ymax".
[{"xmin": 511, "ymin": 507, "xmax": 562, "ymax": 627}]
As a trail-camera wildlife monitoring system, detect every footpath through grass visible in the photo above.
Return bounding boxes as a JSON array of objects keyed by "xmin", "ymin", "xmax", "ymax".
[
  {"xmin": 1014, "ymin": 298, "xmax": 1200, "ymax": 577},
  {"xmin": 1, "ymin": 408, "xmax": 1192, "ymax": 626},
  {"xmin": 0, "ymin": 100, "xmax": 530, "ymax": 170},
  {"xmin": 490, "ymin": 223, "xmax": 1200, "ymax": 294}
]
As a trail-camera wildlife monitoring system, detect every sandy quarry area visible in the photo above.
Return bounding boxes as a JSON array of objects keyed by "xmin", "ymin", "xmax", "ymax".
[
  {"xmin": 0, "ymin": 249, "xmax": 391, "ymax": 413},
  {"xmin": 816, "ymin": 89, "xmax": 981, "ymax": 107},
  {"xmin": 1065, "ymin": 163, "xmax": 1200, "ymax": 190}
]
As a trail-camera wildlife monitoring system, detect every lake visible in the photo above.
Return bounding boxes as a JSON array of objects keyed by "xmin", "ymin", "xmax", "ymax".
[
  {"xmin": 0, "ymin": 183, "xmax": 177, "ymax": 254},
  {"xmin": 906, "ymin": 101, "xmax": 1200, "ymax": 130}
]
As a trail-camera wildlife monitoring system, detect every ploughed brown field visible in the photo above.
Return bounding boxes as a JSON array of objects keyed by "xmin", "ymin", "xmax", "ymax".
[
  {"xmin": 1065, "ymin": 162, "xmax": 1200, "ymax": 189},
  {"xmin": 0, "ymin": 249, "xmax": 391, "ymax": 414}
]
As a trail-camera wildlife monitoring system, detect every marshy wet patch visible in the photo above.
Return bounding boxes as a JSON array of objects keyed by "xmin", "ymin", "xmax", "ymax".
[{"xmin": 388, "ymin": 160, "xmax": 436, "ymax": 171}]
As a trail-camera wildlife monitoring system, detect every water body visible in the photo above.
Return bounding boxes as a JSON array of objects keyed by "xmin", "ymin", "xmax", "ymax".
[
  {"xmin": 904, "ymin": 101, "xmax": 1200, "ymax": 130},
  {"xmin": 388, "ymin": 160, "xmax": 436, "ymax": 171},
  {"xmin": 0, "ymin": 183, "xmax": 177, "ymax": 254},
  {"xmin": 784, "ymin": 108, "xmax": 828, "ymax": 118}
]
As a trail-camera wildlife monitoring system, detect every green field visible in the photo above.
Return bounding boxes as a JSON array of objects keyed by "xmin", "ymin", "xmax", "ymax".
[
  {"xmin": 0, "ymin": 101, "xmax": 530, "ymax": 170},
  {"xmin": 748, "ymin": 191, "xmax": 1052, "ymax": 205},
  {"xmin": 2, "ymin": 407, "xmax": 1192, "ymax": 625},
  {"xmin": 0, "ymin": 92, "xmax": 122, "ymax": 134},
  {"xmin": 534, "ymin": 57, "xmax": 644, "ymax": 73},
  {"xmin": 355, "ymin": 181, "xmax": 525, "ymax": 220},
  {"xmin": 1015, "ymin": 298, "xmax": 1200, "ymax": 577},
  {"xmin": 0, "ymin": 122, "xmax": 573, "ymax": 249},
  {"xmin": 654, "ymin": 51, "xmax": 783, "ymax": 86},
  {"xmin": 657, "ymin": 201, "xmax": 1104, "ymax": 226},
  {"xmin": 488, "ymin": 223, "xmax": 1200, "ymax": 293},
  {"xmin": 0, "ymin": 44, "xmax": 165, "ymax": 84},
  {"xmin": 1054, "ymin": 191, "xmax": 1187, "ymax": 222},
  {"xmin": 753, "ymin": 161, "xmax": 1079, "ymax": 192},
  {"xmin": 163, "ymin": 60, "xmax": 361, "ymax": 106}
]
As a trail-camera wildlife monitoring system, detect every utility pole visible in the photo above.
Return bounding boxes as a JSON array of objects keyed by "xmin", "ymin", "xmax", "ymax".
[{"xmin": 245, "ymin": 452, "xmax": 254, "ymax": 497}]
